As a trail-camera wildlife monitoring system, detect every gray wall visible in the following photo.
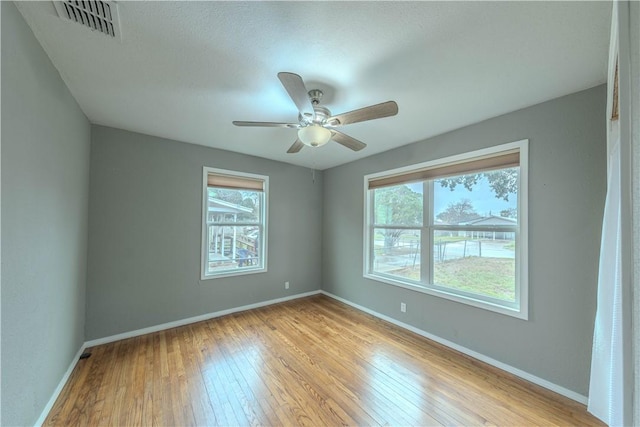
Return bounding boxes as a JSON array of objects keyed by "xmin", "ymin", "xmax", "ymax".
[
  {"xmin": 322, "ymin": 85, "xmax": 606, "ymax": 396},
  {"xmin": 1, "ymin": 2, "xmax": 91, "ymax": 426},
  {"xmin": 86, "ymin": 126, "xmax": 323, "ymax": 339}
]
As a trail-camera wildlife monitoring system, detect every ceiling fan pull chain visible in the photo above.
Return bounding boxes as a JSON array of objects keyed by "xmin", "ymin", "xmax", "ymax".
[{"xmin": 311, "ymin": 156, "xmax": 317, "ymax": 183}]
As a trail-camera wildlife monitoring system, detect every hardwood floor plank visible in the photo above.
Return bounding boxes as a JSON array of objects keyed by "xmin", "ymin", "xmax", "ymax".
[
  {"xmin": 178, "ymin": 325, "xmax": 219, "ymax": 426},
  {"xmin": 276, "ymin": 303, "xmax": 467, "ymax": 426},
  {"xmin": 140, "ymin": 334, "xmax": 155, "ymax": 426},
  {"xmin": 44, "ymin": 295, "xmax": 604, "ymax": 427},
  {"xmin": 229, "ymin": 314, "xmax": 314, "ymax": 420},
  {"xmin": 237, "ymin": 311, "xmax": 365, "ymax": 425},
  {"xmin": 150, "ymin": 333, "xmax": 171, "ymax": 426},
  {"xmin": 309, "ymin": 298, "xmax": 558, "ymax": 425},
  {"xmin": 216, "ymin": 319, "xmax": 279, "ymax": 425},
  {"xmin": 267, "ymin": 307, "xmax": 419, "ymax": 425}
]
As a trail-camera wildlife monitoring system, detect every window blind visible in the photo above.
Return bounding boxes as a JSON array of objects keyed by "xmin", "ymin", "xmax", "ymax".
[
  {"xmin": 207, "ymin": 173, "xmax": 264, "ymax": 191},
  {"xmin": 368, "ymin": 150, "xmax": 519, "ymax": 190}
]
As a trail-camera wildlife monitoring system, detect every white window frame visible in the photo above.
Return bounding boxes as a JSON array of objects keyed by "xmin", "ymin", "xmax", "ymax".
[
  {"xmin": 201, "ymin": 167, "xmax": 268, "ymax": 280},
  {"xmin": 363, "ymin": 140, "xmax": 529, "ymax": 319}
]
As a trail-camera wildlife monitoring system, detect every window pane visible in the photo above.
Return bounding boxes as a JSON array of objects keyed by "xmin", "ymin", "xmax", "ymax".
[
  {"xmin": 373, "ymin": 183, "xmax": 423, "ymax": 226},
  {"xmin": 207, "ymin": 187, "xmax": 261, "ymax": 223},
  {"xmin": 433, "ymin": 229, "xmax": 515, "ymax": 302},
  {"xmin": 205, "ymin": 225, "xmax": 262, "ymax": 274},
  {"xmin": 372, "ymin": 228, "xmax": 421, "ymax": 281},
  {"xmin": 433, "ymin": 167, "xmax": 518, "ymax": 225}
]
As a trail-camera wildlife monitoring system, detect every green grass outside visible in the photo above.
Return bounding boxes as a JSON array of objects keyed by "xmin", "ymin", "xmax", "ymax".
[{"xmin": 391, "ymin": 257, "xmax": 515, "ymax": 301}]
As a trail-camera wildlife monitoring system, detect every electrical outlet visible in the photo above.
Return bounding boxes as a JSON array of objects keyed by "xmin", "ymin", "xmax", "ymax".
[
  {"xmin": 400, "ymin": 302, "xmax": 406, "ymax": 313},
  {"xmin": 285, "ymin": 281, "xmax": 290, "ymax": 289}
]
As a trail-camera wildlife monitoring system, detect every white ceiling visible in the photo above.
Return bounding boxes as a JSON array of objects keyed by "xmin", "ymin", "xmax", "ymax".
[{"xmin": 16, "ymin": 1, "xmax": 611, "ymax": 170}]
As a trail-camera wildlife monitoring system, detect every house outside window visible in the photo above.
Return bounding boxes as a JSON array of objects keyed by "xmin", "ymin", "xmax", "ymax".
[
  {"xmin": 364, "ymin": 140, "xmax": 528, "ymax": 318},
  {"xmin": 201, "ymin": 167, "xmax": 268, "ymax": 279}
]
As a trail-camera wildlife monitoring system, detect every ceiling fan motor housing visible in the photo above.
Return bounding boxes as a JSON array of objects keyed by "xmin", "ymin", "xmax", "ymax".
[{"xmin": 300, "ymin": 104, "xmax": 331, "ymax": 127}]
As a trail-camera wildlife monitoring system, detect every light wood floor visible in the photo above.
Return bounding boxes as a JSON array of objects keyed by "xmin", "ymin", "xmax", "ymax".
[{"xmin": 45, "ymin": 295, "xmax": 603, "ymax": 426}]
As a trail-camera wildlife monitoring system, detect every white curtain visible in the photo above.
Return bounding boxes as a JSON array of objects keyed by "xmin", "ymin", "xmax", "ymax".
[{"xmin": 588, "ymin": 4, "xmax": 624, "ymax": 426}]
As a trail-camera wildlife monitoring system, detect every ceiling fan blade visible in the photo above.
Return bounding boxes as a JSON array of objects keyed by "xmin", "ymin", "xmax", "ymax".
[
  {"xmin": 287, "ymin": 138, "xmax": 304, "ymax": 154},
  {"xmin": 277, "ymin": 72, "xmax": 314, "ymax": 118},
  {"xmin": 331, "ymin": 130, "xmax": 367, "ymax": 151},
  {"xmin": 232, "ymin": 121, "xmax": 298, "ymax": 128},
  {"xmin": 328, "ymin": 101, "xmax": 398, "ymax": 126}
]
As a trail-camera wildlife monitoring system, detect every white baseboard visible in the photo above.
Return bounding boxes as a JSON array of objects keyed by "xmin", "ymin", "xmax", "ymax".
[
  {"xmin": 37, "ymin": 288, "xmax": 585, "ymax": 427},
  {"xmin": 38, "ymin": 290, "xmax": 321, "ymax": 426},
  {"xmin": 320, "ymin": 290, "xmax": 588, "ymax": 405},
  {"xmin": 34, "ymin": 344, "xmax": 87, "ymax": 427},
  {"xmin": 85, "ymin": 290, "xmax": 321, "ymax": 348}
]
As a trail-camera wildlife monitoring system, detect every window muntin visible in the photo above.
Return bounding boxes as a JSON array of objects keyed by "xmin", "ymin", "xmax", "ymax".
[
  {"xmin": 364, "ymin": 141, "xmax": 528, "ymax": 318},
  {"xmin": 201, "ymin": 168, "xmax": 268, "ymax": 279}
]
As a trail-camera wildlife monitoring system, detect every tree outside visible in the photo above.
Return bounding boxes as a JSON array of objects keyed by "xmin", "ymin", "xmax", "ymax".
[
  {"xmin": 374, "ymin": 184, "xmax": 422, "ymax": 250},
  {"xmin": 500, "ymin": 207, "xmax": 517, "ymax": 219},
  {"xmin": 436, "ymin": 167, "xmax": 518, "ymax": 202},
  {"xmin": 436, "ymin": 199, "xmax": 480, "ymax": 224}
]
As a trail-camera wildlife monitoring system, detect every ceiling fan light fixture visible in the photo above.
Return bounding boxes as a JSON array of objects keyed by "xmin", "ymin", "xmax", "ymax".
[{"xmin": 298, "ymin": 125, "xmax": 332, "ymax": 147}]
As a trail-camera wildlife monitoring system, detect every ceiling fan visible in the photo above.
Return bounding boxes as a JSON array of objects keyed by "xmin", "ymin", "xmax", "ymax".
[{"xmin": 233, "ymin": 72, "xmax": 398, "ymax": 153}]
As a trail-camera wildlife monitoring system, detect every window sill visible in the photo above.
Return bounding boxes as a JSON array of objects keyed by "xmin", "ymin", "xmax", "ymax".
[
  {"xmin": 201, "ymin": 266, "xmax": 267, "ymax": 281},
  {"xmin": 363, "ymin": 272, "xmax": 527, "ymax": 320}
]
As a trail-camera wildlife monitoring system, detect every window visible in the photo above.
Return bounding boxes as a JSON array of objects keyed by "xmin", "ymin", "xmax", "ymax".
[
  {"xmin": 364, "ymin": 140, "xmax": 528, "ymax": 318},
  {"xmin": 201, "ymin": 167, "xmax": 268, "ymax": 279}
]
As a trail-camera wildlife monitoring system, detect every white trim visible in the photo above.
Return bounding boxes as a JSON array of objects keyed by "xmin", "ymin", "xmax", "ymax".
[
  {"xmin": 320, "ymin": 290, "xmax": 587, "ymax": 405},
  {"xmin": 36, "ymin": 288, "xmax": 583, "ymax": 425},
  {"xmin": 518, "ymin": 139, "xmax": 530, "ymax": 319},
  {"xmin": 363, "ymin": 273, "xmax": 525, "ymax": 319},
  {"xmin": 34, "ymin": 345, "xmax": 87, "ymax": 427},
  {"xmin": 201, "ymin": 167, "xmax": 269, "ymax": 281},
  {"xmin": 363, "ymin": 139, "xmax": 529, "ymax": 320},
  {"xmin": 85, "ymin": 290, "xmax": 320, "ymax": 347},
  {"xmin": 362, "ymin": 176, "xmax": 372, "ymax": 277},
  {"xmin": 200, "ymin": 265, "xmax": 266, "ymax": 280},
  {"xmin": 37, "ymin": 290, "xmax": 321, "ymax": 425}
]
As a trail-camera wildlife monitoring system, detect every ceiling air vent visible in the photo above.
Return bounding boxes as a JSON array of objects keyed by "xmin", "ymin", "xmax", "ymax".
[{"xmin": 53, "ymin": 1, "xmax": 121, "ymax": 40}]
